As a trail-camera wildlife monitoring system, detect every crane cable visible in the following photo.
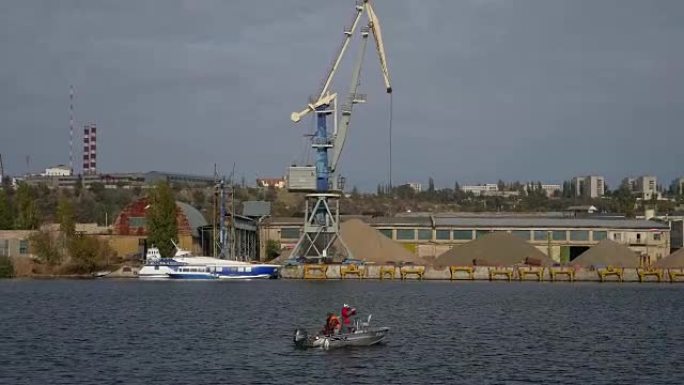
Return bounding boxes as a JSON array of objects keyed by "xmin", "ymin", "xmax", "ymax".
[{"xmin": 388, "ymin": 92, "xmax": 393, "ymax": 191}]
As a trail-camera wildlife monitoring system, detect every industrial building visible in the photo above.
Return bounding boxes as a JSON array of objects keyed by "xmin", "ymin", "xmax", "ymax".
[
  {"xmin": 261, "ymin": 213, "xmax": 671, "ymax": 264},
  {"xmin": 22, "ymin": 171, "xmax": 215, "ymax": 190},
  {"xmin": 110, "ymin": 197, "xmax": 259, "ymax": 260}
]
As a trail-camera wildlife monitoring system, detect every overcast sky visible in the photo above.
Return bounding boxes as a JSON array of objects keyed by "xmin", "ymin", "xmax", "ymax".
[{"xmin": 1, "ymin": 0, "xmax": 683, "ymax": 190}]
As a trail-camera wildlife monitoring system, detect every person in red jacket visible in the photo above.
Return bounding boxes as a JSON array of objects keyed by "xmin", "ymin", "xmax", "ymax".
[
  {"xmin": 341, "ymin": 304, "xmax": 356, "ymax": 333},
  {"xmin": 322, "ymin": 312, "xmax": 341, "ymax": 336}
]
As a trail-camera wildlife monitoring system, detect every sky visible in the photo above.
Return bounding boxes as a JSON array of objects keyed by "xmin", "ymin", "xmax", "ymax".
[{"xmin": 1, "ymin": 0, "xmax": 683, "ymax": 191}]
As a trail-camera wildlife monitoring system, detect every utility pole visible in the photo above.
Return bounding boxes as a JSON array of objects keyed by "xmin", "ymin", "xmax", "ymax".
[
  {"xmin": 0, "ymin": 153, "xmax": 4, "ymax": 182},
  {"xmin": 230, "ymin": 162, "xmax": 237, "ymax": 260},
  {"xmin": 212, "ymin": 163, "xmax": 217, "ymax": 258}
]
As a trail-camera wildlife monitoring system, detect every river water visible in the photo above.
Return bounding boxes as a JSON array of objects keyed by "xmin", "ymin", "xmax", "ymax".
[{"xmin": 1, "ymin": 280, "xmax": 682, "ymax": 384}]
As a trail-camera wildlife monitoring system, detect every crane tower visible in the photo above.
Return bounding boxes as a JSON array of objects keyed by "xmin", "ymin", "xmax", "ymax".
[{"xmin": 287, "ymin": 0, "xmax": 392, "ymax": 261}]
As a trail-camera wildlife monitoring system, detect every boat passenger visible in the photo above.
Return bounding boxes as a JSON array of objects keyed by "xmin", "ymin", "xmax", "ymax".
[
  {"xmin": 323, "ymin": 312, "xmax": 341, "ymax": 336},
  {"xmin": 341, "ymin": 304, "xmax": 356, "ymax": 333}
]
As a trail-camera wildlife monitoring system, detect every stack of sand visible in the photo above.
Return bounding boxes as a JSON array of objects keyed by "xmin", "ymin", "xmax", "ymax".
[
  {"xmin": 338, "ymin": 219, "xmax": 427, "ymax": 265},
  {"xmin": 434, "ymin": 232, "xmax": 554, "ymax": 267},
  {"xmin": 570, "ymin": 240, "xmax": 639, "ymax": 268},
  {"xmin": 654, "ymin": 248, "xmax": 684, "ymax": 268}
]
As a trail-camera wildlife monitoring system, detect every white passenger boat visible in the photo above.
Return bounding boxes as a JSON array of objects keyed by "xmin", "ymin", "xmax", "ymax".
[{"xmin": 138, "ymin": 243, "xmax": 280, "ymax": 280}]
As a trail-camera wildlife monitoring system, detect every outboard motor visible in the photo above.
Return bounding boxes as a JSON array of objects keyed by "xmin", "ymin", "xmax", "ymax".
[{"xmin": 293, "ymin": 328, "xmax": 308, "ymax": 348}]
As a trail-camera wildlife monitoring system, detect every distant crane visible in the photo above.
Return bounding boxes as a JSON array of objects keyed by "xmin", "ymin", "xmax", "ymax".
[
  {"xmin": 287, "ymin": 0, "xmax": 392, "ymax": 261},
  {"xmin": 0, "ymin": 153, "xmax": 4, "ymax": 184}
]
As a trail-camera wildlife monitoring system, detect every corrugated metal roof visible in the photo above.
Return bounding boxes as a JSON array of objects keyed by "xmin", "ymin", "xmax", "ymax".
[
  {"xmin": 176, "ymin": 201, "xmax": 208, "ymax": 237},
  {"xmin": 432, "ymin": 217, "xmax": 668, "ymax": 229},
  {"xmin": 264, "ymin": 214, "xmax": 669, "ymax": 230}
]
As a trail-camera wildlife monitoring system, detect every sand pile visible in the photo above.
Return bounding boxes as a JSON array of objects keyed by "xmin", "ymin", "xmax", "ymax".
[
  {"xmin": 338, "ymin": 219, "xmax": 426, "ymax": 265},
  {"xmin": 570, "ymin": 240, "xmax": 640, "ymax": 268},
  {"xmin": 654, "ymin": 248, "xmax": 684, "ymax": 268},
  {"xmin": 435, "ymin": 232, "xmax": 554, "ymax": 267}
]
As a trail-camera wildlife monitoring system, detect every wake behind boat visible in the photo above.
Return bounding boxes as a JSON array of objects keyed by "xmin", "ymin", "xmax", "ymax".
[{"xmin": 138, "ymin": 242, "xmax": 280, "ymax": 280}]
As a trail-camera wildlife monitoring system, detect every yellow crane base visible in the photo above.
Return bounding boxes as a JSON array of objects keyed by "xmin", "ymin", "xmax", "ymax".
[
  {"xmin": 549, "ymin": 267, "xmax": 576, "ymax": 282},
  {"xmin": 340, "ymin": 264, "xmax": 365, "ymax": 279},
  {"xmin": 379, "ymin": 266, "xmax": 396, "ymax": 280},
  {"xmin": 400, "ymin": 266, "xmax": 425, "ymax": 280},
  {"xmin": 637, "ymin": 268, "xmax": 663, "ymax": 282},
  {"xmin": 449, "ymin": 266, "xmax": 474, "ymax": 280},
  {"xmin": 303, "ymin": 265, "xmax": 328, "ymax": 279},
  {"xmin": 518, "ymin": 267, "xmax": 545, "ymax": 282},
  {"xmin": 597, "ymin": 266, "xmax": 623, "ymax": 282},
  {"xmin": 488, "ymin": 268, "xmax": 513, "ymax": 281}
]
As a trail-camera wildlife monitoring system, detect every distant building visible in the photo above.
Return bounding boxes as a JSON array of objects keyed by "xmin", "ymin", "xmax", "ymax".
[
  {"xmin": 407, "ymin": 182, "xmax": 422, "ymax": 193},
  {"xmin": 256, "ymin": 178, "xmax": 286, "ymax": 189},
  {"xmin": 540, "ymin": 184, "xmax": 561, "ymax": 197},
  {"xmin": 572, "ymin": 176, "xmax": 605, "ymax": 198},
  {"xmin": 43, "ymin": 165, "xmax": 72, "ymax": 177},
  {"xmin": 462, "ymin": 184, "xmax": 498, "ymax": 196},
  {"xmin": 525, "ymin": 183, "xmax": 562, "ymax": 197},
  {"xmin": 623, "ymin": 175, "xmax": 659, "ymax": 200},
  {"xmin": 671, "ymin": 177, "xmax": 684, "ymax": 196},
  {"xmin": 23, "ymin": 171, "xmax": 215, "ymax": 190}
]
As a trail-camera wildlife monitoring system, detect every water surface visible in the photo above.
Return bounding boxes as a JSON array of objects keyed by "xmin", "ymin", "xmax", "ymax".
[{"xmin": 1, "ymin": 280, "xmax": 682, "ymax": 384}]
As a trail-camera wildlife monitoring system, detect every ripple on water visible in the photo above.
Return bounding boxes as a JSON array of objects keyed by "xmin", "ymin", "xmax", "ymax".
[{"xmin": 0, "ymin": 280, "xmax": 683, "ymax": 385}]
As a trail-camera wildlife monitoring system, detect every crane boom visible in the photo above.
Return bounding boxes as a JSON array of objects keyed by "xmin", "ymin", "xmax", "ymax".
[
  {"xmin": 317, "ymin": 3, "xmax": 365, "ymax": 102},
  {"xmin": 366, "ymin": 1, "xmax": 392, "ymax": 93},
  {"xmin": 291, "ymin": 0, "xmax": 391, "ymax": 123},
  {"xmin": 329, "ymin": 27, "xmax": 369, "ymax": 174}
]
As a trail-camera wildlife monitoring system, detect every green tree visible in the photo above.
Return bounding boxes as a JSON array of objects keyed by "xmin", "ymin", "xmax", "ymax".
[
  {"xmin": 0, "ymin": 255, "xmax": 14, "ymax": 278},
  {"xmin": 0, "ymin": 190, "xmax": 13, "ymax": 230},
  {"xmin": 74, "ymin": 176, "xmax": 83, "ymax": 197},
  {"xmin": 15, "ymin": 183, "xmax": 39, "ymax": 229},
  {"xmin": 57, "ymin": 195, "xmax": 76, "ymax": 247},
  {"xmin": 146, "ymin": 181, "xmax": 178, "ymax": 258},
  {"xmin": 66, "ymin": 234, "xmax": 113, "ymax": 273},
  {"xmin": 265, "ymin": 239, "xmax": 281, "ymax": 261},
  {"xmin": 29, "ymin": 230, "xmax": 63, "ymax": 265}
]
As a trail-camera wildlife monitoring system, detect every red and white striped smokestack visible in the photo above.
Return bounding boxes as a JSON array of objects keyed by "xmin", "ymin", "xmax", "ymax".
[
  {"xmin": 89, "ymin": 124, "xmax": 97, "ymax": 174},
  {"xmin": 83, "ymin": 125, "xmax": 90, "ymax": 174}
]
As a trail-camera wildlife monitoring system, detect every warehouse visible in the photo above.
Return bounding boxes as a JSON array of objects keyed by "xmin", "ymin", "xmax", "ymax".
[{"xmin": 262, "ymin": 213, "xmax": 670, "ymax": 264}]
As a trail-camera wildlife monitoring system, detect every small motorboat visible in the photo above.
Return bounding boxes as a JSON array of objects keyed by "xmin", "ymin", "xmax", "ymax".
[{"xmin": 293, "ymin": 315, "xmax": 389, "ymax": 350}]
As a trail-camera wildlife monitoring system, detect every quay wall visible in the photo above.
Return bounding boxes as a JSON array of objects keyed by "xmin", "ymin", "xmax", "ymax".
[{"xmin": 280, "ymin": 264, "xmax": 683, "ymax": 283}]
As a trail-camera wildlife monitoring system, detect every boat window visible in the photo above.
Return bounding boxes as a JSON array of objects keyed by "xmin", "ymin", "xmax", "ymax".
[
  {"xmin": 245, "ymin": 267, "xmax": 252, "ymax": 272},
  {"xmin": 154, "ymin": 266, "xmax": 159, "ymax": 270},
  {"xmin": 238, "ymin": 267, "xmax": 244, "ymax": 273}
]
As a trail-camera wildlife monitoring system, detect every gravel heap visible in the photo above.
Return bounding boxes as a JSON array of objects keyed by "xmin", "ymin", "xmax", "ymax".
[
  {"xmin": 435, "ymin": 232, "xmax": 554, "ymax": 266},
  {"xmin": 339, "ymin": 219, "xmax": 427, "ymax": 265},
  {"xmin": 654, "ymin": 248, "xmax": 684, "ymax": 268},
  {"xmin": 570, "ymin": 240, "xmax": 640, "ymax": 268}
]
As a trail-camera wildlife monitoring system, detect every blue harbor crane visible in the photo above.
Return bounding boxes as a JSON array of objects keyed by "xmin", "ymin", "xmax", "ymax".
[{"xmin": 287, "ymin": 0, "xmax": 392, "ymax": 261}]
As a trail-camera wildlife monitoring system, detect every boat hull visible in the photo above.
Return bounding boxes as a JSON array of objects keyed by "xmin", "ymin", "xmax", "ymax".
[{"xmin": 294, "ymin": 327, "xmax": 389, "ymax": 349}]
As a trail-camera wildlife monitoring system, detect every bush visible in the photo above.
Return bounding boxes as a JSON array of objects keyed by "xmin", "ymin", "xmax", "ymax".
[
  {"xmin": 265, "ymin": 240, "xmax": 281, "ymax": 261},
  {"xmin": 0, "ymin": 256, "xmax": 14, "ymax": 278},
  {"xmin": 64, "ymin": 235, "xmax": 114, "ymax": 274},
  {"xmin": 29, "ymin": 230, "xmax": 63, "ymax": 265}
]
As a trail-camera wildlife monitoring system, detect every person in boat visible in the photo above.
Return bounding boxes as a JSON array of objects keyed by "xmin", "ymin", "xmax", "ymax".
[
  {"xmin": 341, "ymin": 304, "xmax": 357, "ymax": 333},
  {"xmin": 322, "ymin": 312, "xmax": 341, "ymax": 336}
]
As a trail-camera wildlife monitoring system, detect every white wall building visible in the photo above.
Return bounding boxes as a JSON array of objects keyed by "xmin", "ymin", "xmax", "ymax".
[
  {"xmin": 624, "ymin": 175, "xmax": 660, "ymax": 200},
  {"xmin": 43, "ymin": 165, "xmax": 72, "ymax": 177},
  {"xmin": 462, "ymin": 184, "xmax": 498, "ymax": 196},
  {"xmin": 407, "ymin": 182, "xmax": 422, "ymax": 193},
  {"xmin": 573, "ymin": 176, "xmax": 605, "ymax": 198}
]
